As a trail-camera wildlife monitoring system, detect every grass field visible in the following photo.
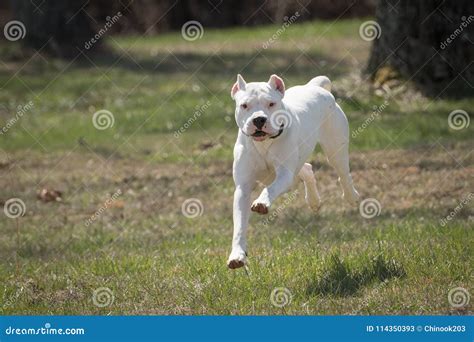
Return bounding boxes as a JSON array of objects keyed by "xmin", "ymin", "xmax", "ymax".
[{"xmin": 0, "ymin": 19, "xmax": 473, "ymax": 315}]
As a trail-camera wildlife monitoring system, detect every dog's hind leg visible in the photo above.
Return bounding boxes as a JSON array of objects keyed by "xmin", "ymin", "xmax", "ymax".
[
  {"xmin": 325, "ymin": 144, "xmax": 360, "ymax": 206},
  {"xmin": 320, "ymin": 104, "xmax": 360, "ymax": 206},
  {"xmin": 298, "ymin": 163, "xmax": 321, "ymax": 212}
]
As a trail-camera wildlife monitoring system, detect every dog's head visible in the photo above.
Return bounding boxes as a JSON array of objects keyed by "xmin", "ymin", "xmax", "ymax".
[{"xmin": 231, "ymin": 74, "xmax": 286, "ymax": 141}]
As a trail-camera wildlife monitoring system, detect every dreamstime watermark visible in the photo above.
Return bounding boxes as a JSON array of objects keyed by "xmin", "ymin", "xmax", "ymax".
[
  {"xmin": 359, "ymin": 198, "xmax": 381, "ymax": 219},
  {"xmin": 359, "ymin": 20, "xmax": 381, "ymax": 42},
  {"xmin": 448, "ymin": 287, "xmax": 470, "ymax": 308},
  {"xmin": 92, "ymin": 109, "xmax": 115, "ymax": 130},
  {"xmin": 352, "ymin": 280, "xmax": 388, "ymax": 314},
  {"xmin": 3, "ymin": 20, "xmax": 26, "ymax": 41},
  {"xmin": 260, "ymin": 189, "xmax": 298, "ymax": 227},
  {"xmin": 84, "ymin": 12, "xmax": 122, "ymax": 50},
  {"xmin": 84, "ymin": 189, "xmax": 122, "ymax": 227},
  {"xmin": 92, "ymin": 287, "xmax": 114, "ymax": 308},
  {"xmin": 181, "ymin": 198, "xmax": 204, "ymax": 218},
  {"xmin": 440, "ymin": 192, "xmax": 473, "ymax": 227},
  {"xmin": 5, "ymin": 323, "xmax": 85, "ymax": 336},
  {"xmin": 262, "ymin": 12, "xmax": 300, "ymax": 49},
  {"xmin": 270, "ymin": 287, "xmax": 292, "ymax": 308},
  {"xmin": 440, "ymin": 16, "xmax": 474, "ymax": 50},
  {"xmin": 181, "ymin": 278, "xmax": 213, "ymax": 309},
  {"xmin": 448, "ymin": 109, "xmax": 470, "ymax": 130},
  {"xmin": 1, "ymin": 101, "xmax": 34, "ymax": 135},
  {"xmin": 181, "ymin": 21, "xmax": 204, "ymax": 41},
  {"xmin": 3, "ymin": 198, "xmax": 26, "ymax": 219},
  {"xmin": 174, "ymin": 101, "xmax": 211, "ymax": 138},
  {"xmin": 352, "ymin": 100, "xmax": 389, "ymax": 139},
  {"xmin": 270, "ymin": 109, "xmax": 293, "ymax": 130},
  {"xmin": 1, "ymin": 287, "xmax": 24, "ymax": 310}
]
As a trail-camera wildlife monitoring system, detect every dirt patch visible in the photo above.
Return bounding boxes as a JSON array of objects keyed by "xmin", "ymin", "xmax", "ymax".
[{"xmin": 1, "ymin": 142, "xmax": 473, "ymax": 222}]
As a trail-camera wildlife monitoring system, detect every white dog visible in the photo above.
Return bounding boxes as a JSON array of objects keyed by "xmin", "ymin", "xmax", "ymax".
[{"xmin": 227, "ymin": 74, "xmax": 360, "ymax": 269}]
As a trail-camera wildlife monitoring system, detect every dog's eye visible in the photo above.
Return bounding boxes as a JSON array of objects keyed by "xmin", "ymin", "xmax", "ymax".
[
  {"xmin": 269, "ymin": 102, "xmax": 275, "ymax": 107},
  {"xmin": 241, "ymin": 104, "xmax": 248, "ymax": 109}
]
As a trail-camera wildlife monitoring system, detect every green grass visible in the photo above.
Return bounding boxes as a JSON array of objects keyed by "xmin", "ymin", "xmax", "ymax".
[
  {"xmin": 1, "ymin": 19, "xmax": 472, "ymax": 157},
  {"xmin": 0, "ymin": 18, "xmax": 472, "ymax": 315},
  {"xmin": 0, "ymin": 212, "xmax": 470, "ymax": 314}
]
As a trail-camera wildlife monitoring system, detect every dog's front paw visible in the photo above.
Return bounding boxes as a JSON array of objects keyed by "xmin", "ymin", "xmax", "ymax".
[
  {"xmin": 251, "ymin": 201, "xmax": 269, "ymax": 215},
  {"xmin": 227, "ymin": 249, "xmax": 247, "ymax": 269},
  {"xmin": 306, "ymin": 196, "xmax": 322, "ymax": 212},
  {"xmin": 343, "ymin": 188, "xmax": 360, "ymax": 206}
]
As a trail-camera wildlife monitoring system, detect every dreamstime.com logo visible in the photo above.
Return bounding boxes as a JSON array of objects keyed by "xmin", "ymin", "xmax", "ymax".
[
  {"xmin": 448, "ymin": 109, "xmax": 470, "ymax": 130},
  {"xmin": 84, "ymin": 189, "xmax": 122, "ymax": 227},
  {"xmin": 3, "ymin": 198, "xmax": 26, "ymax": 218},
  {"xmin": 270, "ymin": 287, "xmax": 292, "ymax": 308},
  {"xmin": 84, "ymin": 11, "xmax": 122, "ymax": 50},
  {"xmin": 352, "ymin": 100, "xmax": 389, "ymax": 139},
  {"xmin": 448, "ymin": 287, "xmax": 470, "ymax": 308},
  {"xmin": 4, "ymin": 323, "xmax": 85, "ymax": 336},
  {"xmin": 262, "ymin": 11, "xmax": 300, "ymax": 49},
  {"xmin": 440, "ymin": 15, "xmax": 474, "ymax": 50},
  {"xmin": 440, "ymin": 192, "xmax": 473, "ymax": 227},
  {"xmin": 359, "ymin": 198, "xmax": 381, "ymax": 219},
  {"xmin": 260, "ymin": 189, "xmax": 298, "ymax": 227},
  {"xmin": 181, "ymin": 198, "xmax": 204, "ymax": 218},
  {"xmin": 3, "ymin": 20, "xmax": 26, "ymax": 41},
  {"xmin": 1, "ymin": 283, "xmax": 28, "ymax": 311},
  {"xmin": 352, "ymin": 280, "xmax": 388, "ymax": 314},
  {"xmin": 359, "ymin": 20, "xmax": 381, "ymax": 41},
  {"xmin": 181, "ymin": 21, "xmax": 204, "ymax": 41},
  {"xmin": 1, "ymin": 101, "xmax": 34, "ymax": 135},
  {"xmin": 92, "ymin": 287, "xmax": 115, "ymax": 308},
  {"xmin": 92, "ymin": 109, "xmax": 115, "ymax": 130},
  {"xmin": 174, "ymin": 101, "xmax": 211, "ymax": 138}
]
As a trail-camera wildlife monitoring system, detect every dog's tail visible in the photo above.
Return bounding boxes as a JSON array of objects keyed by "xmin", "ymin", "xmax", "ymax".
[{"xmin": 309, "ymin": 76, "xmax": 331, "ymax": 92}]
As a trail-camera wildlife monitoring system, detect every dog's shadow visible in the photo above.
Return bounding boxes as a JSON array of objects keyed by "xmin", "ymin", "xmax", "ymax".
[{"xmin": 306, "ymin": 253, "xmax": 406, "ymax": 297}]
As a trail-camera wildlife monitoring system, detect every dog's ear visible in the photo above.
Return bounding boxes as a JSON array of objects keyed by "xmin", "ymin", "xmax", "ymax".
[
  {"xmin": 231, "ymin": 74, "xmax": 246, "ymax": 99},
  {"xmin": 268, "ymin": 74, "xmax": 285, "ymax": 97}
]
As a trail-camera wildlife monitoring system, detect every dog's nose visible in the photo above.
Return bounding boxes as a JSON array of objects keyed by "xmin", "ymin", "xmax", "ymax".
[{"xmin": 252, "ymin": 116, "xmax": 267, "ymax": 129}]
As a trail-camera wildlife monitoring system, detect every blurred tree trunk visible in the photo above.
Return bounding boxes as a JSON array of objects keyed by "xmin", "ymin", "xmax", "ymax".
[
  {"xmin": 367, "ymin": 0, "xmax": 473, "ymax": 93},
  {"xmin": 11, "ymin": 0, "xmax": 95, "ymax": 58}
]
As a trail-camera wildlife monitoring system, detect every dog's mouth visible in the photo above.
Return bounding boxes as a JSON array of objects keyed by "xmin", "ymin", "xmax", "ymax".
[
  {"xmin": 251, "ymin": 130, "xmax": 269, "ymax": 141},
  {"xmin": 251, "ymin": 131, "xmax": 268, "ymax": 137}
]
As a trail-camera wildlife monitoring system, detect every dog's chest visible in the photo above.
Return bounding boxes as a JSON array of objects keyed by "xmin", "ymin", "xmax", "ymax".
[
  {"xmin": 252, "ymin": 140, "xmax": 277, "ymax": 183},
  {"xmin": 252, "ymin": 139, "xmax": 273, "ymax": 162}
]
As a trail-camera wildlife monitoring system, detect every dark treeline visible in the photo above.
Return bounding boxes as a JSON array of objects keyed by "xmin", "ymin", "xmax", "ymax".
[
  {"xmin": 93, "ymin": 0, "xmax": 375, "ymax": 34},
  {"xmin": 4, "ymin": 0, "xmax": 470, "ymax": 93},
  {"xmin": 1, "ymin": 0, "xmax": 374, "ymax": 57},
  {"xmin": 2, "ymin": 0, "xmax": 375, "ymax": 35}
]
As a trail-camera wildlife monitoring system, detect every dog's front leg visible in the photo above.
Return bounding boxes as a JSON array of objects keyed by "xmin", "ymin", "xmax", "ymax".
[
  {"xmin": 227, "ymin": 183, "xmax": 253, "ymax": 269},
  {"xmin": 251, "ymin": 166, "xmax": 295, "ymax": 215}
]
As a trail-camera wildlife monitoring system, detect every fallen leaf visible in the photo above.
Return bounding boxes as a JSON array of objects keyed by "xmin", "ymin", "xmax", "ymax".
[
  {"xmin": 108, "ymin": 200, "xmax": 125, "ymax": 209},
  {"xmin": 37, "ymin": 188, "xmax": 62, "ymax": 202}
]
